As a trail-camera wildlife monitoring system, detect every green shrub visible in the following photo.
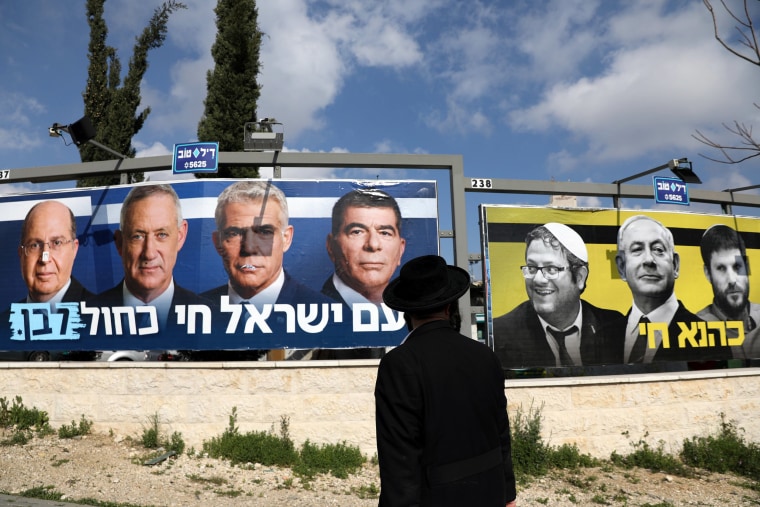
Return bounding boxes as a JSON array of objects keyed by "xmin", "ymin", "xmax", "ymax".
[
  {"xmin": 610, "ymin": 432, "xmax": 694, "ymax": 477},
  {"xmin": 511, "ymin": 403, "xmax": 552, "ymax": 478},
  {"xmin": 58, "ymin": 415, "xmax": 93, "ymax": 439},
  {"xmin": 141, "ymin": 414, "xmax": 161, "ymax": 449},
  {"xmin": 294, "ymin": 439, "xmax": 365, "ymax": 479},
  {"xmin": 548, "ymin": 443, "xmax": 599, "ymax": 469},
  {"xmin": 681, "ymin": 413, "xmax": 760, "ymax": 481},
  {"xmin": 0, "ymin": 396, "xmax": 51, "ymax": 432},
  {"xmin": 202, "ymin": 410, "xmax": 298, "ymax": 467},
  {"xmin": 510, "ymin": 403, "xmax": 597, "ymax": 480},
  {"xmin": 138, "ymin": 413, "xmax": 185, "ymax": 454}
]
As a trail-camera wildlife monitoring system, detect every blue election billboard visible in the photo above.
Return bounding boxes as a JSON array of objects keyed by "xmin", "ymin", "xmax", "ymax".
[{"xmin": 1, "ymin": 179, "xmax": 438, "ymax": 352}]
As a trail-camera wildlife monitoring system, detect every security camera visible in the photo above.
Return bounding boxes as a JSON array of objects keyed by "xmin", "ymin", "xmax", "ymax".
[
  {"xmin": 48, "ymin": 126, "xmax": 61, "ymax": 137},
  {"xmin": 667, "ymin": 159, "xmax": 680, "ymax": 170}
]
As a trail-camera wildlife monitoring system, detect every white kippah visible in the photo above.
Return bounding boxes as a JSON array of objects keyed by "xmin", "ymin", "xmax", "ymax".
[{"xmin": 543, "ymin": 222, "xmax": 588, "ymax": 263}]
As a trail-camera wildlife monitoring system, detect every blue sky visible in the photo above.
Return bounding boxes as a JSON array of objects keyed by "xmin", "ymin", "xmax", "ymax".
[{"xmin": 1, "ymin": 0, "xmax": 759, "ymax": 273}]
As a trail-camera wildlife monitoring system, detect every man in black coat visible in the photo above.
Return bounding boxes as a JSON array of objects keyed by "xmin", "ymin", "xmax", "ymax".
[
  {"xmin": 613, "ymin": 215, "xmax": 731, "ymax": 363},
  {"xmin": 493, "ymin": 223, "xmax": 622, "ymax": 368},
  {"xmin": 375, "ymin": 255, "xmax": 516, "ymax": 507}
]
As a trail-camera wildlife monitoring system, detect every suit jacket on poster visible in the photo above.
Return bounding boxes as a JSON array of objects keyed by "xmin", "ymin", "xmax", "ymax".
[
  {"xmin": 92, "ymin": 281, "xmax": 212, "ymax": 334},
  {"xmin": 375, "ymin": 320, "xmax": 516, "ymax": 507},
  {"xmin": 201, "ymin": 270, "xmax": 331, "ymax": 307},
  {"xmin": 492, "ymin": 299, "xmax": 623, "ymax": 368},
  {"xmin": 1, "ymin": 277, "xmax": 94, "ymax": 339},
  {"xmin": 315, "ymin": 275, "xmax": 386, "ymax": 360},
  {"xmin": 608, "ymin": 300, "xmax": 732, "ymax": 363}
]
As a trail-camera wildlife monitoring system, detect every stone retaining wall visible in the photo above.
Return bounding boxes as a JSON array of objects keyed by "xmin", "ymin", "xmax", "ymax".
[{"xmin": 1, "ymin": 361, "xmax": 758, "ymax": 459}]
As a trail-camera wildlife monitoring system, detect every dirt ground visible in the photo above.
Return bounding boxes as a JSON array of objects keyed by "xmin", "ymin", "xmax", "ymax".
[{"xmin": 0, "ymin": 432, "xmax": 758, "ymax": 506}]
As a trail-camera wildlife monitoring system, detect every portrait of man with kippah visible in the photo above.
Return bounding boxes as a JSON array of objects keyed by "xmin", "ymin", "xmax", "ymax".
[{"xmin": 493, "ymin": 222, "xmax": 623, "ymax": 369}]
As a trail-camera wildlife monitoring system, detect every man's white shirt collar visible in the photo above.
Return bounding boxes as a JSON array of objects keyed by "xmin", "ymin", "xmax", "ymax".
[
  {"xmin": 227, "ymin": 269, "xmax": 285, "ymax": 305},
  {"xmin": 537, "ymin": 301, "xmax": 583, "ymax": 367},
  {"xmin": 332, "ymin": 272, "xmax": 373, "ymax": 306},
  {"xmin": 123, "ymin": 279, "xmax": 175, "ymax": 327}
]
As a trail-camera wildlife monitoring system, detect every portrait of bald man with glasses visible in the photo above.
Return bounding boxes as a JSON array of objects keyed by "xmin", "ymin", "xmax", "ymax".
[
  {"xmin": 16, "ymin": 201, "xmax": 92, "ymax": 305},
  {"xmin": 493, "ymin": 223, "xmax": 622, "ymax": 369}
]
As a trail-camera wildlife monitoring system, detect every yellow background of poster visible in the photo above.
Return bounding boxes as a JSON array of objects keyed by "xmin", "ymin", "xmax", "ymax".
[{"xmin": 483, "ymin": 206, "xmax": 760, "ymax": 320}]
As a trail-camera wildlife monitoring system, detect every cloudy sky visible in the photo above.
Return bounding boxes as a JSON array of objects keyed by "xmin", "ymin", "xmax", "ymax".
[{"xmin": 0, "ymin": 0, "xmax": 758, "ymax": 259}]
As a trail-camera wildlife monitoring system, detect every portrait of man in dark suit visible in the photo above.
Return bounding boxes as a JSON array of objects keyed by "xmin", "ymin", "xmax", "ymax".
[
  {"xmin": 199, "ymin": 181, "xmax": 330, "ymax": 360},
  {"xmin": 202, "ymin": 180, "xmax": 329, "ymax": 307},
  {"xmin": 316, "ymin": 188, "xmax": 406, "ymax": 360},
  {"xmin": 95, "ymin": 184, "xmax": 210, "ymax": 331},
  {"xmin": 493, "ymin": 223, "xmax": 622, "ymax": 368},
  {"xmin": 614, "ymin": 215, "xmax": 730, "ymax": 363},
  {"xmin": 0, "ymin": 200, "xmax": 95, "ymax": 357},
  {"xmin": 15, "ymin": 200, "xmax": 92, "ymax": 305}
]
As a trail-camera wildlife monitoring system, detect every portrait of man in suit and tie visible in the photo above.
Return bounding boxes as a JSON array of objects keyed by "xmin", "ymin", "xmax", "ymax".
[
  {"xmin": 15, "ymin": 200, "xmax": 92, "ymax": 305},
  {"xmin": 2, "ymin": 200, "xmax": 94, "ymax": 351},
  {"xmin": 202, "ymin": 180, "xmax": 329, "ymax": 306},
  {"xmin": 614, "ymin": 215, "xmax": 731, "ymax": 363},
  {"xmin": 493, "ymin": 222, "xmax": 622, "ymax": 368},
  {"xmin": 316, "ymin": 188, "xmax": 406, "ymax": 360},
  {"xmin": 94, "ymin": 184, "xmax": 210, "ymax": 331}
]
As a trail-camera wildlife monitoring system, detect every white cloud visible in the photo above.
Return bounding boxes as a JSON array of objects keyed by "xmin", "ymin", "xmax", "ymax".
[
  {"xmin": 508, "ymin": 1, "xmax": 759, "ymax": 166},
  {"xmin": 0, "ymin": 92, "xmax": 44, "ymax": 151},
  {"xmin": 134, "ymin": 141, "xmax": 171, "ymax": 158}
]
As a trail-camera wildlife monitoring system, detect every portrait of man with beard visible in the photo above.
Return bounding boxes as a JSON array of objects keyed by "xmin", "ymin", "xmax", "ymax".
[{"xmin": 697, "ymin": 224, "xmax": 760, "ymax": 360}]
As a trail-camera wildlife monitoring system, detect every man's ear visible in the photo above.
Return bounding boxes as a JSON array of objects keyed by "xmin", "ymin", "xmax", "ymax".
[
  {"xmin": 576, "ymin": 265, "xmax": 589, "ymax": 291},
  {"xmin": 212, "ymin": 231, "xmax": 223, "ymax": 256},
  {"xmin": 326, "ymin": 234, "xmax": 336, "ymax": 263},
  {"xmin": 703, "ymin": 264, "xmax": 712, "ymax": 284},
  {"xmin": 114, "ymin": 230, "xmax": 123, "ymax": 257},
  {"xmin": 176, "ymin": 220, "xmax": 188, "ymax": 250},
  {"xmin": 615, "ymin": 254, "xmax": 627, "ymax": 281},
  {"xmin": 673, "ymin": 252, "xmax": 680, "ymax": 279},
  {"xmin": 281, "ymin": 224, "xmax": 294, "ymax": 252}
]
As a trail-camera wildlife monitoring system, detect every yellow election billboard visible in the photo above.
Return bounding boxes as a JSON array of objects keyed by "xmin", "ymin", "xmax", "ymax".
[{"xmin": 481, "ymin": 206, "xmax": 760, "ymax": 369}]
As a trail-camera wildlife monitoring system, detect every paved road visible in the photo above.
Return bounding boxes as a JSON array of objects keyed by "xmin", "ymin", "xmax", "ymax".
[{"xmin": 0, "ymin": 494, "xmax": 89, "ymax": 506}]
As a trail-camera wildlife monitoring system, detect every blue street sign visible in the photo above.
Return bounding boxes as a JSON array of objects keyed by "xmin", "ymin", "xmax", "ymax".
[
  {"xmin": 653, "ymin": 176, "xmax": 689, "ymax": 205},
  {"xmin": 172, "ymin": 142, "xmax": 219, "ymax": 174}
]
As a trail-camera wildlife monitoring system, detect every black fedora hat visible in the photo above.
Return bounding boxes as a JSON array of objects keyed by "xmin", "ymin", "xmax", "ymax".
[{"xmin": 383, "ymin": 255, "xmax": 470, "ymax": 312}]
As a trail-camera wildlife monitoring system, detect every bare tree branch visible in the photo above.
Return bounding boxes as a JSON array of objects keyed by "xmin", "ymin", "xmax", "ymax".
[{"xmin": 696, "ymin": 0, "xmax": 760, "ymax": 164}]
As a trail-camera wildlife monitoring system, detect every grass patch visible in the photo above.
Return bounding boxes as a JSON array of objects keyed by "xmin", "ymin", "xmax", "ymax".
[
  {"xmin": 294, "ymin": 439, "xmax": 365, "ymax": 479},
  {"xmin": 610, "ymin": 431, "xmax": 695, "ymax": 478},
  {"xmin": 202, "ymin": 409, "xmax": 298, "ymax": 468},
  {"xmin": 186, "ymin": 473, "xmax": 228, "ymax": 486}
]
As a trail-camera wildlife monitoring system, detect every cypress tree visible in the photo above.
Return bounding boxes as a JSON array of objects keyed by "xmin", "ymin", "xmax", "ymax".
[
  {"xmin": 78, "ymin": 0, "xmax": 186, "ymax": 187},
  {"xmin": 196, "ymin": 0, "xmax": 263, "ymax": 179}
]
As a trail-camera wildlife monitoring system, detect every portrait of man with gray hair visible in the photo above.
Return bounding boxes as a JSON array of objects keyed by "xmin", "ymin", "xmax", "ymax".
[
  {"xmin": 493, "ymin": 222, "xmax": 622, "ymax": 368},
  {"xmin": 94, "ymin": 184, "xmax": 211, "ymax": 330},
  {"xmin": 202, "ymin": 180, "xmax": 329, "ymax": 306},
  {"xmin": 613, "ymin": 215, "xmax": 731, "ymax": 364},
  {"xmin": 697, "ymin": 224, "xmax": 760, "ymax": 360}
]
